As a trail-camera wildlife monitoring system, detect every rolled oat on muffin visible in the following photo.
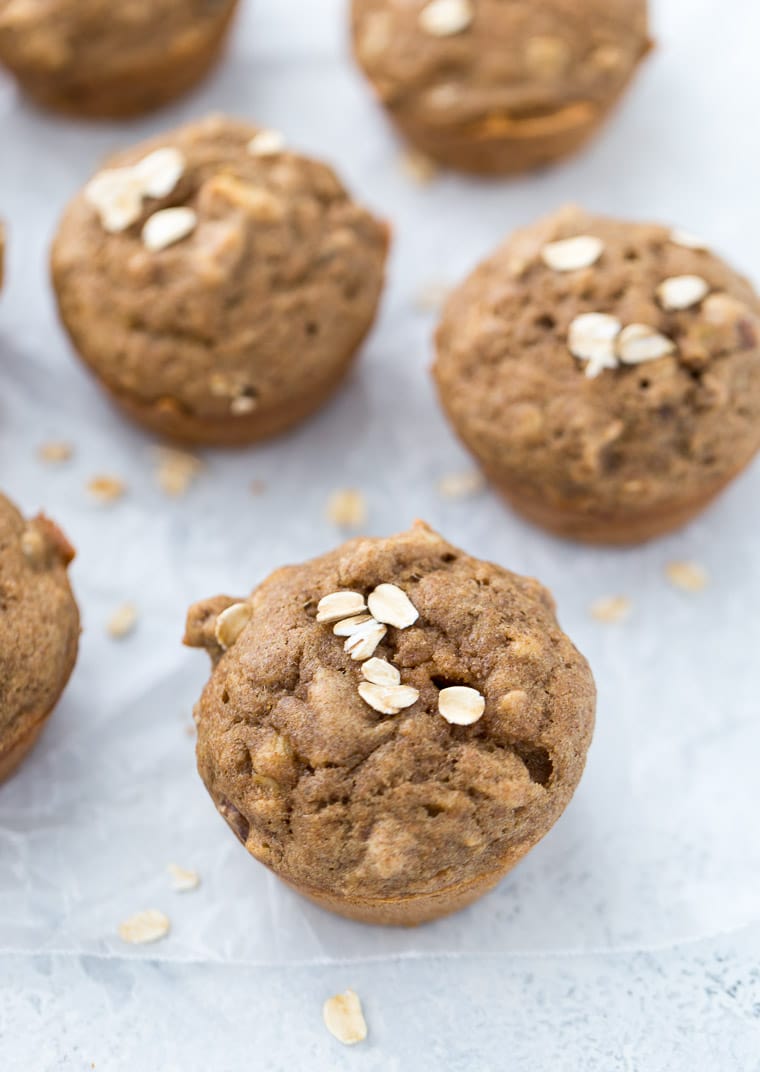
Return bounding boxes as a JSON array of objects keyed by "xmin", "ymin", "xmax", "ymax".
[
  {"xmin": 184, "ymin": 522, "xmax": 595, "ymax": 926},
  {"xmin": 51, "ymin": 115, "xmax": 390, "ymax": 447},
  {"xmin": 433, "ymin": 205, "xmax": 760, "ymax": 543}
]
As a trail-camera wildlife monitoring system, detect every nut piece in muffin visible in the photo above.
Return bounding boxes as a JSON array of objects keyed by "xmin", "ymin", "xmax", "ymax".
[
  {"xmin": 0, "ymin": 0, "xmax": 240, "ymax": 118},
  {"xmin": 184, "ymin": 522, "xmax": 595, "ymax": 926},
  {"xmin": 433, "ymin": 206, "xmax": 760, "ymax": 544},
  {"xmin": 0, "ymin": 493, "xmax": 79, "ymax": 781},
  {"xmin": 51, "ymin": 116, "xmax": 390, "ymax": 447},
  {"xmin": 351, "ymin": 0, "xmax": 651, "ymax": 175}
]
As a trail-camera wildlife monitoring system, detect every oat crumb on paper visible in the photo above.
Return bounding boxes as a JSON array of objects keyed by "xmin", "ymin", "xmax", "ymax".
[
  {"xmin": 590, "ymin": 595, "xmax": 632, "ymax": 623},
  {"xmin": 414, "ymin": 280, "xmax": 450, "ymax": 312},
  {"xmin": 87, "ymin": 474, "xmax": 126, "ymax": 503},
  {"xmin": 323, "ymin": 990, "xmax": 368, "ymax": 1046},
  {"xmin": 154, "ymin": 447, "xmax": 204, "ymax": 497},
  {"xmin": 117, "ymin": 909, "xmax": 170, "ymax": 945},
  {"xmin": 666, "ymin": 561, "xmax": 709, "ymax": 592},
  {"xmin": 438, "ymin": 469, "xmax": 485, "ymax": 499},
  {"xmin": 250, "ymin": 479, "xmax": 267, "ymax": 496},
  {"xmin": 38, "ymin": 441, "xmax": 73, "ymax": 464},
  {"xmin": 326, "ymin": 488, "xmax": 367, "ymax": 529},
  {"xmin": 167, "ymin": 863, "xmax": 200, "ymax": 892},
  {"xmin": 399, "ymin": 148, "xmax": 439, "ymax": 185},
  {"xmin": 107, "ymin": 603, "xmax": 138, "ymax": 639}
]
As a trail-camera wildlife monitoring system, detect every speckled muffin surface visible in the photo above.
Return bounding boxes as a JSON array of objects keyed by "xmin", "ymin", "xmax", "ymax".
[
  {"xmin": 434, "ymin": 206, "xmax": 760, "ymax": 543},
  {"xmin": 185, "ymin": 522, "xmax": 595, "ymax": 925},
  {"xmin": 0, "ymin": 0, "xmax": 240, "ymax": 117},
  {"xmin": 51, "ymin": 116, "xmax": 390, "ymax": 446},
  {"xmin": 351, "ymin": 0, "xmax": 650, "ymax": 174},
  {"xmin": 0, "ymin": 494, "xmax": 79, "ymax": 782}
]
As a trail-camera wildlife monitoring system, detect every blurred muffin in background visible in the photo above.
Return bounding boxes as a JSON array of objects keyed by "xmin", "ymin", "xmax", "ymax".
[
  {"xmin": 351, "ymin": 0, "xmax": 651, "ymax": 175},
  {"xmin": 0, "ymin": 0, "xmax": 241, "ymax": 118}
]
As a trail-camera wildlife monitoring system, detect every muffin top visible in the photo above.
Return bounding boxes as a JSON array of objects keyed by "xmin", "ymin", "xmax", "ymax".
[
  {"xmin": 351, "ymin": 0, "xmax": 649, "ymax": 128},
  {"xmin": 0, "ymin": 0, "xmax": 232, "ymax": 73},
  {"xmin": 52, "ymin": 115, "xmax": 389, "ymax": 423},
  {"xmin": 185, "ymin": 522, "xmax": 595, "ymax": 903},
  {"xmin": 434, "ymin": 206, "xmax": 760, "ymax": 514},
  {"xmin": 0, "ymin": 494, "xmax": 79, "ymax": 748}
]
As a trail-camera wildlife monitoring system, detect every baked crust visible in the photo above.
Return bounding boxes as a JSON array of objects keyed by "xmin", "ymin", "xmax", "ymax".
[
  {"xmin": 185, "ymin": 523, "xmax": 595, "ymax": 925},
  {"xmin": 434, "ymin": 206, "xmax": 760, "ymax": 544},
  {"xmin": 0, "ymin": 0, "xmax": 240, "ymax": 118},
  {"xmin": 351, "ymin": 0, "xmax": 651, "ymax": 174},
  {"xmin": 0, "ymin": 497, "xmax": 79, "ymax": 782},
  {"xmin": 51, "ymin": 115, "xmax": 390, "ymax": 447}
]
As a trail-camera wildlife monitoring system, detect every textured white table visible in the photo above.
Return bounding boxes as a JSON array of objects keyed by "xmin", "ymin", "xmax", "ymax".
[{"xmin": 1, "ymin": 1, "xmax": 760, "ymax": 1067}]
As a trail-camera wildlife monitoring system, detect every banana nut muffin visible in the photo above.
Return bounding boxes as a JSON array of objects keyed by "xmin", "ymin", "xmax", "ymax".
[
  {"xmin": 0, "ymin": 493, "xmax": 79, "ymax": 782},
  {"xmin": 434, "ymin": 206, "xmax": 760, "ymax": 544},
  {"xmin": 184, "ymin": 522, "xmax": 595, "ymax": 925},
  {"xmin": 351, "ymin": 0, "xmax": 651, "ymax": 175},
  {"xmin": 0, "ymin": 0, "xmax": 240, "ymax": 118},
  {"xmin": 51, "ymin": 116, "xmax": 390, "ymax": 446}
]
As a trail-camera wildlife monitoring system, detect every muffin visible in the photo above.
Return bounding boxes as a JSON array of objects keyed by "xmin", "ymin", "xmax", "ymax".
[
  {"xmin": 351, "ymin": 0, "xmax": 651, "ymax": 175},
  {"xmin": 0, "ymin": 0, "xmax": 240, "ymax": 118},
  {"xmin": 184, "ymin": 522, "xmax": 595, "ymax": 926},
  {"xmin": 51, "ymin": 116, "xmax": 390, "ymax": 447},
  {"xmin": 0, "ymin": 494, "xmax": 79, "ymax": 782},
  {"xmin": 433, "ymin": 206, "xmax": 760, "ymax": 544}
]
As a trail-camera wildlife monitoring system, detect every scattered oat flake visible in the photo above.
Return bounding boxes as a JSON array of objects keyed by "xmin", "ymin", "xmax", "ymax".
[
  {"xmin": 590, "ymin": 595, "xmax": 632, "ymax": 623},
  {"xmin": 87, "ymin": 475, "xmax": 126, "ymax": 503},
  {"xmin": 419, "ymin": 0, "xmax": 473, "ymax": 37},
  {"xmin": 358, "ymin": 681, "xmax": 419, "ymax": 715},
  {"xmin": 541, "ymin": 234, "xmax": 604, "ymax": 272},
  {"xmin": 666, "ymin": 561, "xmax": 709, "ymax": 593},
  {"xmin": 215, "ymin": 602, "xmax": 253, "ymax": 649},
  {"xmin": 344, "ymin": 618, "xmax": 387, "ymax": 661},
  {"xmin": 617, "ymin": 323, "xmax": 675, "ymax": 364},
  {"xmin": 142, "ymin": 206, "xmax": 197, "ymax": 252},
  {"xmin": 400, "ymin": 148, "xmax": 438, "ymax": 185},
  {"xmin": 248, "ymin": 129, "xmax": 286, "ymax": 156},
  {"xmin": 323, "ymin": 990, "xmax": 368, "ymax": 1046},
  {"xmin": 333, "ymin": 613, "xmax": 373, "ymax": 637},
  {"xmin": 38, "ymin": 441, "xmax": 73, "ymax": 464},
  {"xmin": 250, "ymin": 479, "xmax": 267, "ymax": 496},
  {"xmin": 132, "ymin": 147, "xmax": 186, "ymax": 199},
  {"xmin": 155, "ymin": 447, "xmax": 203, "ymax": 497},
  {"xmin": 413, "ymin": 280, "xmax": 450, "ymax": 312},
  {"xmin": 362, "ymin": 657, "xmax": 401, "ymax": 687},
  {"xmin": 438, "ymin": 685, "xmax": 485, "ymax": 726},
  {"xmin": 167, "ymin": 863, "xmax": 200, "ymax": 893},
  {"xmin": 317, "ymin": 591, "xmax": 367, "ymax": 624},
  {"xmin": 107, "ymin": 603, "xmax": 138, "ymax": 639},
  {"xmin": 568, "ymin": 312, "xmax": 622, "ymax": 378},
  {"xmin": 670, "ymin": 228, "xmax": 707, "ymax": 251},
  {"xmin": 438, "ymin": 469, "xmax": 485, "ymax": 499},
  {"xmin": 118, "ymin": 909, "xmax": 170, "ymax": 945},
  {"xmin": 368, "ymin": 583, "xmax": 419, "ymax": 629},
  {"xmin": 326, "ymin": 488, "xmax": 367, "ymax": 529},
  {"xmin": 656, "ymin": 275, "xmax": 710, "ymax": 311}
]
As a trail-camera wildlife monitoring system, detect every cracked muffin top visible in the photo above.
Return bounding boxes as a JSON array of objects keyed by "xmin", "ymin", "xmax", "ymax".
[
  {"xmin": 434, "ymin": 206, "xmax": 760, "ymax": 517},
  {"xmin": 0, "ymin": 493, "xmax": 79, "ymax": 753},
  {"xmin": 185, "ymin": 522, "xmax": 595, "ymax": 903},
  {"xmin": 351, "ymin": 0, "xmax": 649, "ymax": 130},
  {"xmin": 51, "ymin": 115, "xmax": 389, "ymax": 434}
]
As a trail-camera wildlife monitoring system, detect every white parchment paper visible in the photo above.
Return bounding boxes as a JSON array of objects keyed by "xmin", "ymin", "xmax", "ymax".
[{"xmin": 0, "ymin": 0, "xmax": 759, "ymax": 986}]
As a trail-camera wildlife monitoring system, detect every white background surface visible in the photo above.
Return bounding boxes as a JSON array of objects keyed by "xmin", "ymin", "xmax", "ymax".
[{"xmin": 1, "ymin": 0, "xmax": 760, "ymax": 1067}]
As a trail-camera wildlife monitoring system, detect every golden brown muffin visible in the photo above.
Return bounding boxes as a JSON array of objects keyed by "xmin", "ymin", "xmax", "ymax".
[
  {"xmin": 351, "ymin": 0, "xmax": 651, "ymax": 175},
  {"xmin": 0, "ymin": 494, "xmax": 79, "ymax": 782},
  {"xmin": 433, "ymin": 205, "xmax": 760, "ymax": 544},
  {"xmin": 51, "ymin": 116, "xmax": 390, "ymax": 447},
  {"xmin": 0, "ymin": 0, "xmax": 239, "ymax": 118},
  {"xmin": 185, "ymin": 522, "xmax": 595, "ymax": 926}
]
